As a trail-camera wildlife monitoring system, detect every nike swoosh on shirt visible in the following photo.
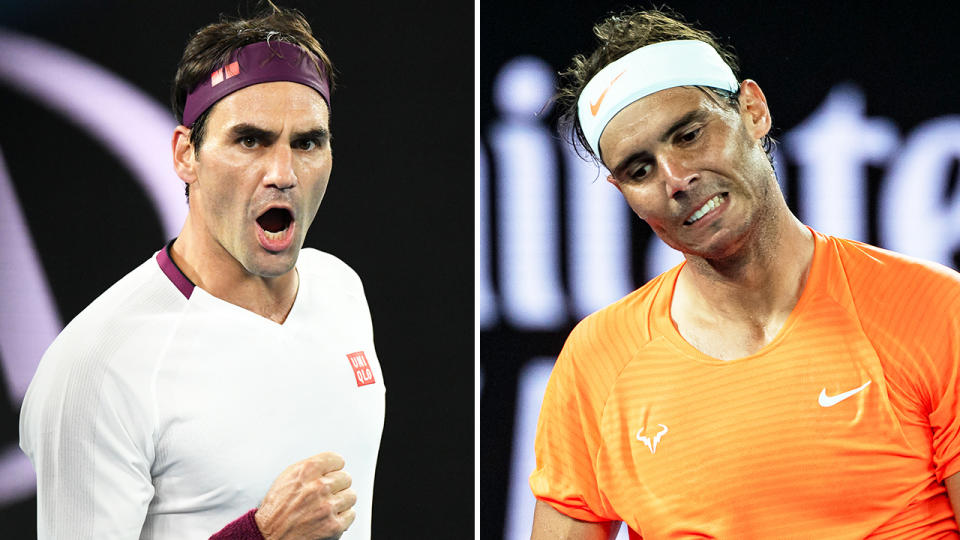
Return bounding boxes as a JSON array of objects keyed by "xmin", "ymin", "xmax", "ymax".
[
  {"xmin": 589, "ymin": 70, "xmax": 627, "ymax": 116},
  {"xmin": 818, "ymin": 380, "xmax": 871, "ymax": 407}
]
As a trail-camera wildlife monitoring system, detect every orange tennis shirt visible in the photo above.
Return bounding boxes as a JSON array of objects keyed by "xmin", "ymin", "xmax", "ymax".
[{"xmin": 531, "ymin": 230, "xmax": 960, "ymax": 538}]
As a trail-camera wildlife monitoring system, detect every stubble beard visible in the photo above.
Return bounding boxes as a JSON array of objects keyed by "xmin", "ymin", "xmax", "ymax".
[{"xmin": 689, "ymin": 172, "xmax": 785, "ymax": 278}]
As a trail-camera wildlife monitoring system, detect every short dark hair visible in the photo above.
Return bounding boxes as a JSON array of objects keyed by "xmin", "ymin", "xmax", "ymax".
[
  {"xmin": 557, "ymin": 7, "xmax": 773, "ymax": 165},
  {"xmin": 171, "ymin": 1, "xmax": 334, "ymax": 200}
]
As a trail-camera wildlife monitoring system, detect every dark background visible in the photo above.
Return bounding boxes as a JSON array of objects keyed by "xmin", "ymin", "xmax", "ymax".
[
  {"xmin": 481, "ymin": 1, "xmax": 960, "ymax": 539},
  {"xmin": 0, "ymin": 0, "xmax": 472, "ymax": 537}
]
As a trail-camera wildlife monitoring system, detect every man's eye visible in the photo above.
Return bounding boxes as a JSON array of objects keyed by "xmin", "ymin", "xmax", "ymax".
[
  {"xmin": 239, "ymin": 136, "xmax": 258, "ymax": 148},
  {"xmin": 679, "ymin": 127, "xmax": 701, "ymax": 143},
  {"xmin": 630, "ymin": 163, "xmax": 652, "ymax": 180},
  {"xmin": 295, "ymin": 139, "xmax": 318, "ymax": 151}
]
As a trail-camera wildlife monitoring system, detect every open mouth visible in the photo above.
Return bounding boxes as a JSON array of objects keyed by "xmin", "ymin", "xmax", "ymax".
[
  {"xmin": 255, "ymin": 207, "xmax": 296, "ymax": 251},
  {"xmin": 257, "ymin": 208, "xmax": 293, "ymax": 234},
  {"xmin": 684, "ymin": 193, "xmax": 727, "ymax": 225}
]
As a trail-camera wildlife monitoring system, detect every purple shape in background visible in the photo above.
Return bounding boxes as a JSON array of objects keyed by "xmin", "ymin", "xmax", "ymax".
[
  {"xmin": 0, "ymin": 149, "xmax": 59, "ymax": 504},
  {"xmin": 0, "ymin": 30, "xmax": 185, "ymax": 503},
  {"xmin": 0, "ymin": 148, "xmax": 60, "ymax": 412},
  {"xmin": 0, "ymin": 29, "xmax": 184, "ymax": 236}
]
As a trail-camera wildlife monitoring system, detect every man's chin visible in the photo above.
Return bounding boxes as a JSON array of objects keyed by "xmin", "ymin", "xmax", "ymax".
[
  {"xmin": 655, "ymin": 225, "xmax": 729, "ymax": 258},
  {"xmin": 245, "ymin": 249, "xmax": 300, "ymax": 278},
  {"xmin": 681, "ymin": 228, "xmax": 753, "ymax": 262}
]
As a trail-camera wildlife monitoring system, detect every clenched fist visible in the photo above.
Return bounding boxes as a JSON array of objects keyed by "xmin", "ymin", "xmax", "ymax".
[{"xmin": 254, "ymin": 452, "xmax": 357, "ymax": 540}]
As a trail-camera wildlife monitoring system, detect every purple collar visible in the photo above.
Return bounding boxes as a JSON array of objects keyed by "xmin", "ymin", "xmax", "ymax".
[{"xmin": 156, "ymin": 240, "xmax": 195, "ymax": 299}]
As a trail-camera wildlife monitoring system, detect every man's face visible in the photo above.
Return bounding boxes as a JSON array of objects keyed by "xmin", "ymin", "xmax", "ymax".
[
  {"xmin": 599, "ymin": 84, "xmax": 775, "ymax": 260},
  {"xmin": 190, "ymin": 81, "xmax": 331, "ymax": 278}
]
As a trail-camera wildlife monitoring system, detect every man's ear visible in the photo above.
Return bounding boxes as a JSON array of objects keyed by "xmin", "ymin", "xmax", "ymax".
[
  {"xmin": 172, "ymin": 125, "xmax": 198, "ymax": 185},
  {"xmin": 605, "ymin": 174, "xmax": 623, "ymax": 192},
  {"xmin": 737, "ymin": 79, "xmax": 772, "ymax": 141}
]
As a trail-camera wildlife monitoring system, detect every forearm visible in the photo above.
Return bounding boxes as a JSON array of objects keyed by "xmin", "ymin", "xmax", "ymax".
[
  {"xmin": 531, "ymin": 500, "xmax": 619, "ymax": 540},
  {"xmin": 946, "ymin": 472, "xmax": 960, "ymax": 528}
]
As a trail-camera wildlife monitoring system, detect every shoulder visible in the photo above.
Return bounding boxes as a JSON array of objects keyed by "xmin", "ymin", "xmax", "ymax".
[
  {"xmin": 51, "ymin": 254, "xmax": 187, "ymax": 357},
  {"xmin": 295, "ymin": 249, "xmax": 374, "ymax": 334},
  {"xmin": 30, "ymin": 254, "xmax": 186, "ymax": 400},
  {"xmin": 821, "ymin": 236, "xmax": 960, "ymax": 382},
  {"xmin": 296, "ymin": 248, "xmax": 365, "ymax": 293},
  {"xmin": 555, "ymin": 267, "xmax": 675, "ymax": 387},
  {"xmin": 22, "ymin": 253, "xmax": 182, "ymax": 447},
  {"xmin": 825, "ymin": 235, "xmax": 960, "ymax": 313},
  {"xmin": 565, "ymin": 268, "xmax": 670, "ymax": 356}
]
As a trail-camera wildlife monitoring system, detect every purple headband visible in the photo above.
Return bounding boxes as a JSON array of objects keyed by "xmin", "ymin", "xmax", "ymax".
[{"xmin": 182, "ymin": 40, "xmax": 330, "ymax": 127}]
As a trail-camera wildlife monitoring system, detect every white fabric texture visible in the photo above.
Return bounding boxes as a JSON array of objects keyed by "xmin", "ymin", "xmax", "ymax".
[
  {"xmin": 20, "ymin": 247, "xmax": 385, "ymax": 539},
  {"xmin": 576, "ymin": 40, "xmax": 739, "ymax": 157}
]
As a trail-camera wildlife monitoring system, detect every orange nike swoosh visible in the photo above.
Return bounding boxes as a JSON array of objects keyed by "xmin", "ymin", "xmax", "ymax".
[{"xmin": 589, "ymin": 70, "xmax": 627, "ymax": 116}]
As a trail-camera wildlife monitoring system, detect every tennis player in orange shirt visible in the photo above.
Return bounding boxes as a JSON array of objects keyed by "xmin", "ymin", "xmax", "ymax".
[{"xmin": 530, "ymin": 8, "xmax": 960, "ymax": 539}]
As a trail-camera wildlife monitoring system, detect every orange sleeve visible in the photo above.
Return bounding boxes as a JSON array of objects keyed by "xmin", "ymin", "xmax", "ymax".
[
  {"xmin": 927, "ymin": 281, "xmax": 960, "ymax": 481},
  {"xmin": 840, "ymin": 239, "xmax": 960, "ymax": 482},
  {"xmin": 529, "ymin": 319, "xmax": 619, "ymax": 523},
  {"xmin": 895, "ymin": 262, "xmax": 960, "ymax": 482}
]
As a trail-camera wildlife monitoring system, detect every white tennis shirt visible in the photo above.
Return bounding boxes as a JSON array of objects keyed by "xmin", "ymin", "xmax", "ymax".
[{"xmin": 20, "ymin": 245, "xmax": 385, "ymax": 539}]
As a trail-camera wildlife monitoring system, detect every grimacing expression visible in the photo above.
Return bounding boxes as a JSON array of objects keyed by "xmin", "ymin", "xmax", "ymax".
[
  {"xmin": 191, "ymin": 81, "xmax": 332, "ymax": 278},
  {"xmin": 598, "ymin": 82, "xmax": 775, "ymax": 260}
]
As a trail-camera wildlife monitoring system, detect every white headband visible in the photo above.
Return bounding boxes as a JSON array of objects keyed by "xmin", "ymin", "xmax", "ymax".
[{"xmin": 576, "ymin": 40, "xmax": 739, "ymax": 158}]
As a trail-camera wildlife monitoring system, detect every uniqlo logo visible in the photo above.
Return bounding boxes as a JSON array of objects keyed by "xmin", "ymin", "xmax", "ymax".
[{"xmin": 347, "ymin": 351, "xmax": 376, "ymax": 387}]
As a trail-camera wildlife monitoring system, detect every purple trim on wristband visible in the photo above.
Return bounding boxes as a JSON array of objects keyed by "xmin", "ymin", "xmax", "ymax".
[
  {"xmin": 182, "ymin": 40, "xmax": 331, "ymax": 127},
  {"xmin": 155, "ymin": 240, "xmax": 195, "ymax": 299},
  {"xmin": 209, "ymin": 508, "xmax": 265, "ymax": 540}
]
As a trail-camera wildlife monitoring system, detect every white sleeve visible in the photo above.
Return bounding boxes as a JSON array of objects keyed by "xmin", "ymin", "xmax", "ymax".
[{"xmin": 20, "ymin": 334, "xmax": 157, "ymax": 539}]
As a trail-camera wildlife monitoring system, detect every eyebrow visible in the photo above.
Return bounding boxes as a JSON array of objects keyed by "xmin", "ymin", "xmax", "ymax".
[
  {"xmin": 610, "ymin": 109, "xmax": 710, "ymax": 177},
  {"xmin": 228, "ymin": 123, "xmax": 275, "ymax": 143},
  {"xmin": 294, "ymin": 128, "xmax": 330, "ymax": 143},
  {"xmin": 227, "ymin": 123, "xmax": 330, "ymax": 144}
]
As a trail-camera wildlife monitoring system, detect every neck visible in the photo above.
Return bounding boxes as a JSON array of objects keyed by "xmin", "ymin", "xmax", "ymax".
[
  {"xmin": 677, "ymin": 208, "xmax": 814, "ymax": 325},
  {"xmin": 170, "ymin": 214, "xmax": 299, "ymax": 324}
]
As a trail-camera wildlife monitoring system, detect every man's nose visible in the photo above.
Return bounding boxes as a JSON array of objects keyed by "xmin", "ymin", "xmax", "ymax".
[
  {"xmin": 658, "ymin": 152, "xmax": 698, "ymax": 198},
  {"xmin": 262, "ymin": 144, "xmax": 298, "ymax": 190}
]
